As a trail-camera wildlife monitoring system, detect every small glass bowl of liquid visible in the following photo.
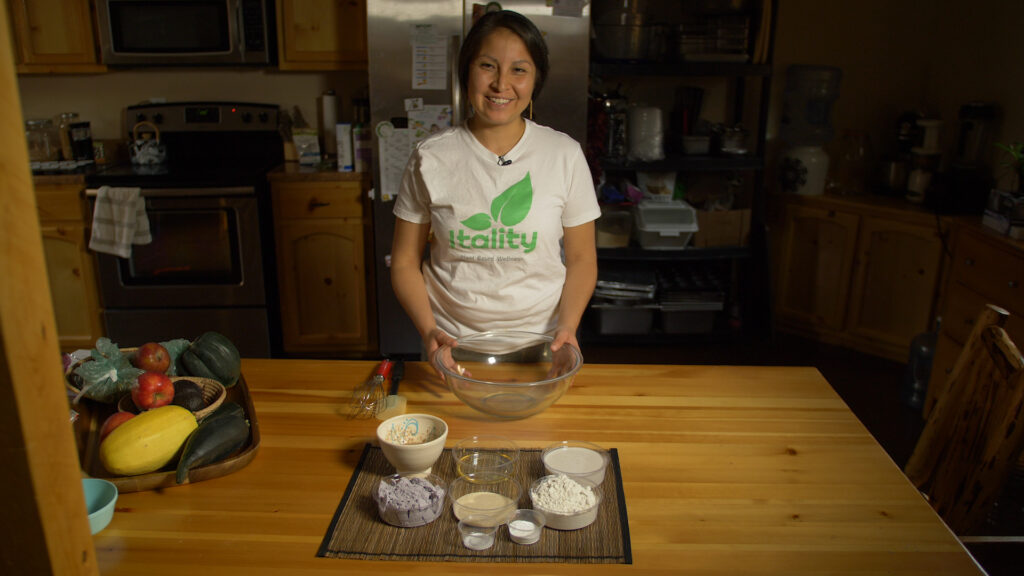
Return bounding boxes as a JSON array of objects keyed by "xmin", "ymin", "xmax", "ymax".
[{"xmin": 452, "ymin": 434, "xmax": 520, "ymax": 482}]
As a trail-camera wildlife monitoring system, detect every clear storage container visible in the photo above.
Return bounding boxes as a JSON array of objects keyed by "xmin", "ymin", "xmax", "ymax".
[
  {"xmin": 596, "ymin": 206, "xmax": 633, "ymax": 248},
  {"xmin": 634, "ymin": 200, "xmax": 698, "ymax": 250}
]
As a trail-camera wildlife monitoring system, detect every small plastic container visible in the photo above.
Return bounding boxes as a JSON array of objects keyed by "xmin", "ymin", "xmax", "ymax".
[
  {"xmin": 542, "ymin": 440, "xmax": 611, "ymax": 486},
  {"xmin": 596, "ymin": 207, "xmax": 633, "ymax": 248},
  {"xmin": 83, "ymin": 478, "xmax": 118, "ymax": 535},
  {"xmin": 634, "ymin": 200, "xmax": 699, "ymax": 250},
  {"xmin": 373, "ymin": 473, "xmax": 446, "ymax": 527},
  {"xmin": 529, "ymin": 475, "xmax": 602, "ymax": 531},
  {"xmin": 458, "ymin": 514, "xmax": 498, "ymax": 550},
  {"xmin": 507, "ymin": 509, "xmax": 546, "ymax": 544}
]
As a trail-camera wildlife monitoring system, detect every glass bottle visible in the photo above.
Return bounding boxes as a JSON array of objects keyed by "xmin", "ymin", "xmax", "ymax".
[
  {"xmin": 827, "ymin": 130, "xmax": 871, "ymax": 196},
  {"xmin": 25, "ymin": 119, "xmax": 60, "ymax": 163},
  {"xmin": 605, "ymin": 95, "xmax": 628, "ymax": 159},
  {"xmin": 56, "ymin": 112, "xmax": 80, "ymax": 161}
]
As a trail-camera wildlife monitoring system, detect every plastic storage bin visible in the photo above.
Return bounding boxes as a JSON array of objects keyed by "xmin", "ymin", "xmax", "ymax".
[
  {"xmin": 596, "ymin": 206, "xmax": 633, "ymax": 248},
  {"xmin": 591, "ymin": 303, "xmax": 657, "ymax": 334},
  {"xmin": 634, "ymin": 200, "xmax": 699, "ymax": 250},
  {"xmin": 659, "ymin": 296, "xmax": 724, "ymax": 334}
]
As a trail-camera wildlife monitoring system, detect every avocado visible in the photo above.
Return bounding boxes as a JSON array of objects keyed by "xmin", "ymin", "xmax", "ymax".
[{"xmin": 172, "ymin": 379, "xmax": 206, "ymax": 412}]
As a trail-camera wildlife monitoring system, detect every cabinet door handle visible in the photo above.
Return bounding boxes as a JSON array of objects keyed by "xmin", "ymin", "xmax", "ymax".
[{"xmin": 308, "ymin": 199, "xmax": 331, "ymax": 211}]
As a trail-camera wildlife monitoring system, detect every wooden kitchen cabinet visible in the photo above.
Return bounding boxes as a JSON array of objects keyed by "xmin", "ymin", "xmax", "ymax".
[
  {"xmin": 923, "ymin": 223, "xmax": 1024, "ymax": 417},
  {"xmin": 772, "ymin": 194, "xmax": 946, "ymax": 362},
  {"xmin": 271, "ymin": 176, "xmax": 374, "ymax": 355},
  {"xmin": 845, "ymin": 215, "xmax": 945, "ymax": 355},
  {"xmin": 35, "ymin": 181, "xmax": 104, "ymax": 351},
  {"xmin": 275, "ymin": 0, "xmax": 367, "ymax": 71},
  {"xmin": 6, "ymin": 0, "xmax": 106, "ymax": 74},
  {"xmin": 774, "ymin": 204, "xmax": 860, "ymax": 332}
]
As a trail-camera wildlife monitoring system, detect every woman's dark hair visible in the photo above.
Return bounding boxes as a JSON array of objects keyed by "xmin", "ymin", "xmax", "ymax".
[{"xmin": 458, "ymin": 10, "xmax": 550, "ymax": 103}]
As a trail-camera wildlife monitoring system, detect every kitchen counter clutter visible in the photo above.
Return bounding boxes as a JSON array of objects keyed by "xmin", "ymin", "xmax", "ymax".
[{"xmin": 89, "ymin": 358, "xmax": 985, "ymax": 574}]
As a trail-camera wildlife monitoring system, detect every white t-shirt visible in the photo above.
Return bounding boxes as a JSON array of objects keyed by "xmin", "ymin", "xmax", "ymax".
[{"xmin": 393, "ymin": 119, "xmax": 600, "ymax": 338}]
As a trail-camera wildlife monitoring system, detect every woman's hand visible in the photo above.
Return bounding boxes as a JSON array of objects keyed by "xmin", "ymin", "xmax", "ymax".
[
  {"xmin": 549, "ymin": 328, "xmax": 579, "ymax": 353},
  {"xmin": 549, "ymin": 328, "xmax": 581, "ymax": 379},
  {"xmin": 425, "ymin": 328, "xmax": 458, "ymax": 380}
]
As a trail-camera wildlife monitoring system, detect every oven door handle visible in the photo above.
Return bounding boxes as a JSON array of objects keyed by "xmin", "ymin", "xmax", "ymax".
[{"xmin": 86, "ymin": 187, "xmax": 256, "ymax": 198}]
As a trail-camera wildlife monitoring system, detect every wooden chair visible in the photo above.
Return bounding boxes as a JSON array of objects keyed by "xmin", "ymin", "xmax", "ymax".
[{"xmin": 904, "ymin": 304, "xmax": 1024, "ymax": 535}]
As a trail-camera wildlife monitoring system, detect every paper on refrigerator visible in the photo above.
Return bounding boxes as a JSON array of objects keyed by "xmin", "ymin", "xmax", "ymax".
[
  {"xmin": 409, "ymin": 105, "xmax": 452, "ymax": 145},
  {"xmin": 411, "ymin": 24, "xmax": 447, "ymax": 91},
  {"xmin": 376, "ymin": 121, "xmax": 412, "ymax": 203}
]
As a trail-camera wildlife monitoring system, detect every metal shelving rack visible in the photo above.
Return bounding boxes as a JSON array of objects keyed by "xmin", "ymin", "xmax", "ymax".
[{"xmin": 583, "ymin": 0, "xmax": 777, "ymax": 347}]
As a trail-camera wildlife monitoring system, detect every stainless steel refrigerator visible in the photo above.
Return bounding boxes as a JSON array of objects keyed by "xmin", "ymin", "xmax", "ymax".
[{"xmin": 367, "ymin": 0, "xmax": 592, "ymax": 356}]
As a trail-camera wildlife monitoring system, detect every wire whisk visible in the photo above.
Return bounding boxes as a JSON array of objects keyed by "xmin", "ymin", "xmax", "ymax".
[{"xmin": 349, "ymin": 360, "xmax": 393, "ymax": 419}]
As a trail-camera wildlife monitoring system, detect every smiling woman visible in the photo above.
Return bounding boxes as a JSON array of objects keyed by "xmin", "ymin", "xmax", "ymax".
[
  {"xmin": 389, "ymin": 10, "xmax": 599, "ymax": 368},
  {"xmin": 463, "ymin": 26, "xmax": 539, "ymax": 139}
]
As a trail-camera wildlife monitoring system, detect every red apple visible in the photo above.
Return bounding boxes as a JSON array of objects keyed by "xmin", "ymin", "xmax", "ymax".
[
  {"xmin": 99, "ymin": 412, "xmax": 135, "ymax": 441},
  {"xmin": 132, "ymin": 342, "xmax": 170, "ymax": 373},
  {"xmin": 131, "ymin": 371, "xmax": 175, "ymax": 410}
]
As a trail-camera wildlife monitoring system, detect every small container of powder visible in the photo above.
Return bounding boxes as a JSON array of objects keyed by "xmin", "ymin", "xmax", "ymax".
[
  {"xmin": 374, "ymin": 473, "xmax": 446, "ymax": 527},
  {"xmin": 507, "ymin": 509, "xmax": 546, "ymax": 544},
  {"xmin": 529, "ymin": 474, "xmax": 602, "ymax": 530}
]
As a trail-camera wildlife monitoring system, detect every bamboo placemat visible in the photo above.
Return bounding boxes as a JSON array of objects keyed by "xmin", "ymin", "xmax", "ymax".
[{"xmin": 317, "ymin": 445, "xmax": 632, "ymax": 563}]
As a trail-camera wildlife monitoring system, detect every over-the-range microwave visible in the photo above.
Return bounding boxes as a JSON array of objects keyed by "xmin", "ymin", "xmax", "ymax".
[{"xmin": 97, "ymin": 0, "xmax": 276, "ymax": 66}]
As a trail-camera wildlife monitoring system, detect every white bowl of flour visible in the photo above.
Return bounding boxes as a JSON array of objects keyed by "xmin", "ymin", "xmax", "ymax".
[{"xmin": 529, "ymin": 474, "xmax": 602, "ymax": 530}]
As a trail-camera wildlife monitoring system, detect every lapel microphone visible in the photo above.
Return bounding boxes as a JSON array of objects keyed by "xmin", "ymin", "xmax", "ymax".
[{"xmin": 497, "ymin": 155, "xmax": 512, "ymax": 166}]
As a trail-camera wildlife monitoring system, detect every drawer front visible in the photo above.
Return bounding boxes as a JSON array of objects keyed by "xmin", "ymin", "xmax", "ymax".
[
  {"xmin": 36, "ymin": 184, "xmax": 86, "ymax": 222},
  {"xmin": 942, "ymin": 282, "xmax": 1024, "ymax": 346},
  {"xmin": 273, "ymin": 182, "xmax": 363, "ymax": 220},
  {"xmin": 951, "ymin": 230, "xmax": 1024, "ymax": 313},
  {"xmin": 942, "ymin": 282, "xmax": 992, "ymax": 345}
]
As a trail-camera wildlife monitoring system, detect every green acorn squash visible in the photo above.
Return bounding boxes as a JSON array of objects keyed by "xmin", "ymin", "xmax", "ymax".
[{"xmin": 181, "ymin": 332, "xmax": 241, "ymax": 388}]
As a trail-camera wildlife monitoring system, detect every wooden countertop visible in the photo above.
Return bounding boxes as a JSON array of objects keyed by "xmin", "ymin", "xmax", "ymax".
[
  {"xmin": 92, "ymin": 360, "xmax": 984, "ymax": 575},
  {"xmin": 267, "ymin": 161, "xmax": 371, "ymax": 183},
  {"xmin": 32, "ymin": 172, "xmax": 89, "ymax": 186}
]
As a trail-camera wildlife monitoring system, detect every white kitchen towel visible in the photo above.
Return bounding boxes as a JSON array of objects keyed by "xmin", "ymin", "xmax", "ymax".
[{"xmin": 89, "ymin": 186, "xmax": 151, "ymax": 258}]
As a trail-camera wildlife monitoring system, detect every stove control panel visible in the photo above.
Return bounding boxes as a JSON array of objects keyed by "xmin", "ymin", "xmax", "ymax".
[{"xmin": 126, "ymin": 102, "xmax": 279, "ymax": 134}]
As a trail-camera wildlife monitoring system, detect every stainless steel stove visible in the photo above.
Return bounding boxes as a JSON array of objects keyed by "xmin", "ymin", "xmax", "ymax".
[{"xmin": 86, "ymin": 102, "xmax": 283, "ymax": 357}]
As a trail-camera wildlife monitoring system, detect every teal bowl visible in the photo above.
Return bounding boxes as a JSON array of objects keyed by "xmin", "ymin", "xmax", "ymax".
[{"xmin": 82, "ymin": 478, "xmax": 118, "ymax": 534}]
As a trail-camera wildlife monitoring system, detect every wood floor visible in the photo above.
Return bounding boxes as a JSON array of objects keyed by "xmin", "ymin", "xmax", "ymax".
[{"xmin": 585, "ymin": 332, "xmax": 1022, "ymax": 576}]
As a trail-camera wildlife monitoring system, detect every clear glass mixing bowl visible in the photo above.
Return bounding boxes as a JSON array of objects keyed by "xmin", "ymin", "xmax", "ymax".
[{"xmin": 432, "ymin": 331, "xmax": 583, "ymax": 420}]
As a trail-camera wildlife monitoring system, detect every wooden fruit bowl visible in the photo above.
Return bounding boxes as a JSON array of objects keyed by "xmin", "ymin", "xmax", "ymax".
[
  {"xmin": 73, "ymin": 374, "xmax": 260, "ymax": 492},
  {"xmin": 116, "ymin": 376, "xmax": 226, "ymax": 421}
]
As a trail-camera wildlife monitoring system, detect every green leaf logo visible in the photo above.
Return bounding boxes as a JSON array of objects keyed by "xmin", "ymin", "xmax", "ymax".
[
  {"xmin": 461, "ymin": 213, "xmax": 492, "ymax": 231},
  {"xmin": 491, "ymin": 173, "xmax": 532, "ymax": 226},
  {"xmin": 459, "ymin": 173, "xmax": 533, "ymax": 231}
]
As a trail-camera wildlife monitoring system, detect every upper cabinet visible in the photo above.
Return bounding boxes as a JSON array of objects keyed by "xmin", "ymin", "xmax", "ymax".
[
  {"xmin": 276, "ymin": 0, "xmax": 367, "ymax": 71},
  {"xmin": 7, "ymin": 0, "xmax": 106, "ymax": 74}
]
